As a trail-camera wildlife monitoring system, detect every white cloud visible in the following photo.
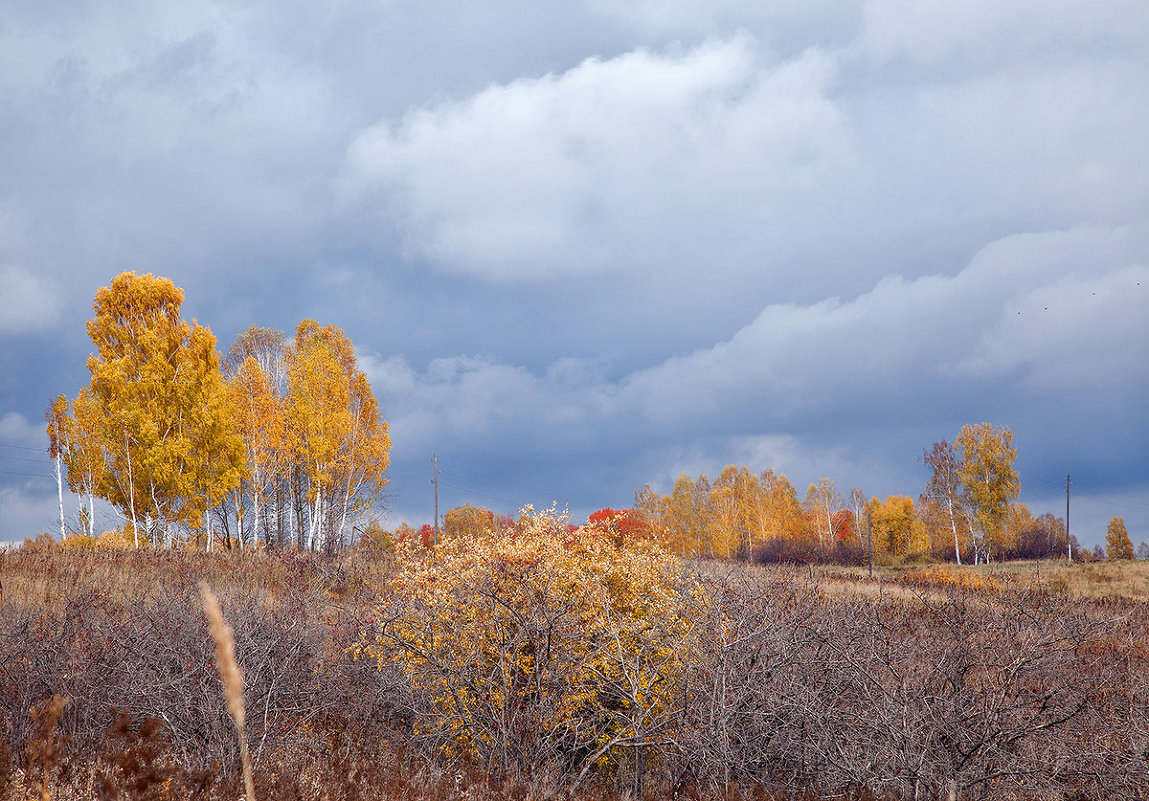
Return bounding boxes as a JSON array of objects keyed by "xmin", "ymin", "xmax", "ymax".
[
  {"xmin": 859, "ymin": 0, "xmax": 1149, "ymax": 68},
  {"xmin": 618, "ymin": 225, "xmax": 1147, "ymax": 426},
  {"xmin": 0, "ymin": 487, "xmax": 57, "ymax": 543},
  {"xmin": 959, "ymin": 263, "xmax": 1149, "ymax": 390},
  {"xmin": 0, "ymin": 266, "xmax": 61, "ymax": 334},
  {"xmin": 0, "ymin": 411, "xmax": 42, "ymax": 444},
  {"xmin": 343, "ymin": 36, "xmax": 848, "ymax": 281}
]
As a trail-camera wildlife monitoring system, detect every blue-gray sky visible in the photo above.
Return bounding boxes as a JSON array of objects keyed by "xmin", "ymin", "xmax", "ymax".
[{"xmin": 1, "ymin": 0, "xmax": 1147, "ymax": 547}]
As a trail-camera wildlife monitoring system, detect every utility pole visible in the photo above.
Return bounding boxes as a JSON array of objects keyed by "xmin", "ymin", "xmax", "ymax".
[
  {"xmin": 433, "ymin": 453, "xmax": 439, "ymax": 548},
  {"xmin": 1066, "ymin": 474, "xmax": 1071, "ymax": 562}
]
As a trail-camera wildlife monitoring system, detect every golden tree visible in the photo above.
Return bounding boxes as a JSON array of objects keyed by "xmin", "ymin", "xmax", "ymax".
[
  {"xmin": 83, "ymin": 272, "xmax": 244, "ymax": 546},
  {"xmin": 286, "ymin": 319, "xmax": 389, "ymax": 550},
  {"xmin": 955, "ymin": 423, "xmax": 1020, "ymax": 562},
  {"xmin": 225, "ymin": 355, "xmax": 287, "ymax": 549},
  {"xmin": 1105, "ymin": 516, "xmax": 1133, "ymax": 560},
  {"xmin": 869, "ymin": 495, "xmax": 928, "ymax": 559},
  {"xmin": 442, "ymin": 502, "xmax": 497, "ymax": 541}
]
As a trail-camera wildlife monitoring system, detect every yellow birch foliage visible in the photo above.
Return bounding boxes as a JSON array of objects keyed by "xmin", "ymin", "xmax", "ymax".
[
  {"xmin": 869, "ymin": 495, "xmax": 928, "ymax": 559},
  {"xmin": 226, "ymin": 355, "xmax": 287, "ymax": 539},
  {"xmin": 286, "ymin": 320, "xmax": 390, "ymax": 548},
  {"xmin": 84, "ymin": 272, "xmax": 244, "ymax": 530},
  {"xmin": 955, "ymin": 422, "xmax": 1020, "ymax": 557}
]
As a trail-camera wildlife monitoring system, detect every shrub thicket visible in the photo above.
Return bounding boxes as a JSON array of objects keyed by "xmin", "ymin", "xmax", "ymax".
[{"xmin": 0, "ymin": 531, "xmax": 1146, "ymax": 800}]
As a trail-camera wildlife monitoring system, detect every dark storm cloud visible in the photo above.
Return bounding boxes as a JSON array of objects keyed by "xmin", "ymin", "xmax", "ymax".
[{"xmin": 1, "ymin": 0, "xmax": 1147, "ymax": 545}]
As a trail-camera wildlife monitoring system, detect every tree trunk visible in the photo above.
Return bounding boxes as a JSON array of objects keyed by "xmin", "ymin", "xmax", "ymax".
[{"xmin": 54, "ymin": 452, "xmax": 66, "ymax": 541}]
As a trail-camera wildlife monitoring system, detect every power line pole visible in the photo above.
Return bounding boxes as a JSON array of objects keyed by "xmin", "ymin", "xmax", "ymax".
[
  {"xmin": 433, "ymin": 453, "xmax": 439, "ymax": 548},
  {"xmin": 1066, "ymin": 474, "xmax": 1071, "ymax": 562}
]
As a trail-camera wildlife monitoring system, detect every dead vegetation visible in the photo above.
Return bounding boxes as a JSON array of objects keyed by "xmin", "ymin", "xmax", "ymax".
[{"xmin": 1, "ymin": 545, "xmax": 1146, "ymax": 800}]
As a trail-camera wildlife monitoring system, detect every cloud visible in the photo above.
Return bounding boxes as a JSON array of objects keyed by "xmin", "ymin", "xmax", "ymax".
[
  {"xmin": 343, "ymin": 36, "xmax": 848, "ymax": 281},
  {"xmin": 0, "ymin": 266, "xmax": 61, "ymax": 334},
  {"xmin": 0, "ymin": 411, "xmax": 43, "ymax": 444},
  {"xmin": 587, "ymin": 0, "xmax": 863, "ymax": 51},
  {"xmin": 0, "ymin": 487, "xmax": 57, "ymax": 543},
  {"xmin": 859, "ymin": 0, "xmax": 1149, "ymax": 68},
  {"xmin": 619, "ymin": 226, "xmax": 1148, "ymax": 427}
]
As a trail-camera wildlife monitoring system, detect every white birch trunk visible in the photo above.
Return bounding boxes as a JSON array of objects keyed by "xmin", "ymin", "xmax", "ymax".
[
  {"xmin": 54, "ymin": 451, "xmax": 66, "ymax": 541},
  {"xmin": 125, "ymin": 431, "xmax": 139, "ymax": 549},
  {"xmin": 947, "ymin": 497, "xmax": 962, "ymax": 565}
]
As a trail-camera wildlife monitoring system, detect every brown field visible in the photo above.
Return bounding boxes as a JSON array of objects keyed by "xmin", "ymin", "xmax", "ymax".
[{"xmin": 1, "ymin": 544, "xmax": 1146, "ymax": 800}]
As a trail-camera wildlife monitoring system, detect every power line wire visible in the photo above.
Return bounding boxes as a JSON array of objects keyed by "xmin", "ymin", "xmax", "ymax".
[
  {"xmin": 0, "ymin": 443, "xmax": 43, "ymax": 452},
  {"xmin": 0, "ymin": 469, "xmax": 50, "ymax": 479}
]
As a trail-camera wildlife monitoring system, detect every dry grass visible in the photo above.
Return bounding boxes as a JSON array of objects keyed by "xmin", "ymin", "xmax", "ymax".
[
  {"xmin": 807, "ymin": 558, "xmax": 1149, "ymax": 603},
  {"xmin": 1, "ymin": 546, "xmax": 1146, "ymax": 799},
  {"xmin": 1001, "ymin": 558, "xmax": 1149, "ymax": 601},
  {"xmin": 199, "ymin": 582, "xmax": 255, "ymax": 801}
]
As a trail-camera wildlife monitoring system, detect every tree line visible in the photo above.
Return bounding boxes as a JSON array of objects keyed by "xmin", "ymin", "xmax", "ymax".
[
  {"xmin": 623, "ymin": 424, "xmax": 1093, "ymax": 565},
  {"xmin": 45, "ymin": 272, "xmax": 390, "ymax": 551},
  {"xmin": 388, "ymin": 424, "xmax": 1093, "ymax": 565}
]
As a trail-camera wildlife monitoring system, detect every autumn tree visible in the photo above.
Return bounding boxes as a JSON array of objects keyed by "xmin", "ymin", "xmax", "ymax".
[
  {"xmin": 224, "ymin": 355, "xmax": 287, "ymax": 550},
  {"xmin": 63, "ymin": 390, "xmax": 106, "ymax": 538},
  {"xmin": 712, "ymin": 465, "xmax": 763, "ymax": 559},
  {"xmin": 1105, "ymin": 516, "xmax": 1133, "ymax": 560},
  {"xmin": 921, "ymin": 438, "xmax": 971, "ymax": 564},
  {"xmin": 663, "ymin": 474, "xmax": 710, "ymax": 556},
  {"xmin": 362, "ymin": 506, "xmax": 697, "ymax": 790},
  {"xmin": 632, "ymin": 484, "xmax": 666, "ymax": 536},
  {"xmin": 44, "ymin": 395, "xmax": 70, "ymax": 540},
  {"xmin": 954, "ymin": 423, "xmax": 1020, "ymax": 563},
  {"xmin": 847, "ymin": 486, "xmax": 868, "ymax": 553},
  {"xmin": 285, "ymin": 319, "xmax": 389, "ymax": 551},
  {"xmin": 869, "ymin": 495, "xmax": 928, "ymax": 560},
  {"xmin": 758, "ymin": 468, "xmax": 811, "ymax": 561},
  {"xmin": 804, "ymin": 477, "xmax": 841, "ymax": 555},
  {"xmin": 82, "ymin": 272, "xmax": 244, "ymax": 547}
]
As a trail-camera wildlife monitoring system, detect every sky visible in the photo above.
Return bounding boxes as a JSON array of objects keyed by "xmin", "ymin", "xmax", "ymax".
[{"xmin": 1, "ymin": 0, "xmax": 1147, "ymax": 548}]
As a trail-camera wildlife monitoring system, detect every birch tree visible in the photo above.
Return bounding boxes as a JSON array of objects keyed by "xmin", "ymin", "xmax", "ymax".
[
  {"xmin": 921, "ymin": 439, "xmax": 971, "ymax": 564},
  {"xmin": 954, "ymin": 423, "xmax": 1019, "ymax": 563},
  {"xmin": 83, "ymin": 272, "xmax": 244, "ymax": 544},
  {"xmin": 285, "ymin": 319, "xmax": 389, "ymax": 551}
]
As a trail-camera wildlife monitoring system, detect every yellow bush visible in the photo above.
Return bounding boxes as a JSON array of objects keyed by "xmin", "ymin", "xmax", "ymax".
[
  {"xmin": 360, "ymin": 505, "xmax": 701, "ymax": 778},
  {"xmin": 60, "ymin": 534, "xmax": 99, "ymax": 549},
  {"xmin": 902, "ymin": 564, "xmax": 1002, "ymax": 593},
  {"xmin": 97, "ymin": 526, "xmax": 149, "ymax": 550}
]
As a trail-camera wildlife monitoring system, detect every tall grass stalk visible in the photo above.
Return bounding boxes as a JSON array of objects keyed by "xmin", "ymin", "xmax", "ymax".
[{"xmin": 200, "ymin": 581, "xmax": 256, "ymax": 801}]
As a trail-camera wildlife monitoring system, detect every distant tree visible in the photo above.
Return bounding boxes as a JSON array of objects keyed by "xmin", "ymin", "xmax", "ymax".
[
  {"xmin": 664, "ymin": 474, "xmax": 703, "ymax": 556},
  {"xmin": 286, "ymin": 320, "xmax": 390, "ymax": 551},
  {"xmin": 587, "ymin": 507, "xmax": 657, "ymax": 549},
  {"xmin": 715, "ymin": 465, "xmax": 765, "ymax": 559},
  {"xmin": 954, "ymin": 423, "xmax": 1019, "ymax": 563},
  {"xmin": 1136, "ymin": 540, "xmax": 1149, "ymax": 560},
  {"xmin": 758, "ymin": 469, "xmax": 809, "ymax": 556},
  {"xmin": 921, "ymin": 438, "xmax": 971, "ymax": 564},
  {"xmin": 804, "ymin": 477, "xmax": 842, "ymax": 556},
  {"xmin": 847, "ymin": 486, "xmax": 868, "ymax": 553},
  {"xmin": 45, "ymin": 395, "xmax": 70, "ymax": 541},
  {"xmin": 869, "ymin": 495, "xmax": 928, "ymax": 559},
  {"xmin": 1105, "ymin": 516, "xmax": 1133, "ymax": 560},
  {"xmin": 225, "ymin": 356, "xmax": 287, "ymax": 550}
]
